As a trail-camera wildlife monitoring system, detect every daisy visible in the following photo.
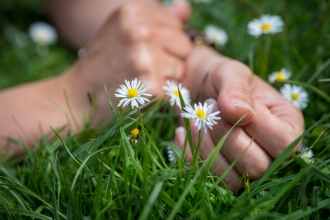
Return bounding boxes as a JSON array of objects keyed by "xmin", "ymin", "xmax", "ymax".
[
  {"xmin": 204, "ymin": 25, "xmax": 228, "ymax": 47},
  {"xmin": 181, "ymin": 102, "xmax": 221, "ymax": 133},
  {"xmin": 268, "ymin": 68, "xmax": 291, "ymax": 83},
  {"xmin": 300, "ymin": 150, "xmax": 314, "ymax": 164},
  {"xmin": 115, "ymin": 78, "xmax": 152, "ymax": 109},
  {"xmin": 280, "ymin": 84, "xmax": 308, "ymax": 110},
  {"xmin": 167, "ymin": 146, "xmax": 177, "ymax": 164},
  {"xmin": 162, "ymin": 80, "xmax": 191, "ymax": 109},
  {"xmin": 247, "ymin": 14, "xmax": 284, "ymax": 38},
  {"xmin": 28, "ymin": 22, "xmax": 57, "ymax": 45}
]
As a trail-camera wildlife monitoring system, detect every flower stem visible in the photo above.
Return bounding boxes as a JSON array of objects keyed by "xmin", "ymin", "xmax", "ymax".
[
  {"xmin": 193, "ymin": 130, "xmax": 203, "ymax": 167},
  {"xmin": 260, "ymin": 35, "xmax": 271, "ymax": 79}
]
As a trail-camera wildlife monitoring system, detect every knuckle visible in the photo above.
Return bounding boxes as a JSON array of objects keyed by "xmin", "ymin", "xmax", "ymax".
[
  {"xmin": 130, "ymin": 47, "xmax": 155, "ymax": 74},
  {"xmin": 124, "ymin": 25, "xmax": 152, "ymax": 43},
  {"xmin": 118, "ymin": 2, "xmax": 143, "ymax": 20}
]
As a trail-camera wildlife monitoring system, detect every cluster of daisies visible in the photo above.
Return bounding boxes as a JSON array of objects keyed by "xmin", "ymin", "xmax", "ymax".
[
  {"xmin": 247, "ymin": 14, "xmax": 309, "ymax": 110},
  {"xmin": 115, "ymin": 79, "xmax": 221, "ymax": 133}
]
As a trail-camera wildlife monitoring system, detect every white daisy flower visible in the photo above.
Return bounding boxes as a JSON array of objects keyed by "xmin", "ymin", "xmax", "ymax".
[
  {"xmin": 28, "ymin": 22, "xmax": 57, "ymax": 45},
  {"xmin": 162, "ymin": 80, "xmax": 191, "ymax": 109},
  {"xmin": 205, "ymin": 25, "xmax": 228, "ymax": 47},
  {"xmin": 280, "ymin": 84, "xmax": 308, "ymax": 110},
  {"xmin": 115, "ymin": 78, "xmax": 152, "ymax": 109},
  {"xmin": 268, "ymin": 68, "xmax": 291, "ymax": 83},
  {"xmin": 247, "ymin": 14, "xmax": 284, "ymax": 38},
  {"xmin": 181, "ymin": 102, "xmax": 221, "ymax": 133},
  {"xmin": 167, "ymin": 146, "xmax": 177, "ymax": 164},
  {"xmin": 300, "ymin": 150, "xmax": 314, "ymax": 164}
]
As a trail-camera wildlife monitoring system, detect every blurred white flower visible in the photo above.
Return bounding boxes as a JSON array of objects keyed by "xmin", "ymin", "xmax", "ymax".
[
  {"xmin": 77, "ymin": 48, "xmax": 85, "ymax": 58},
  {"xmin": 268, "ymin": 68, "xmax": 291, "ymax": 83},
  {"xmin": 29, "ymin": 22, "xmax": 57, "ymax": 45},
  {"xmin": 167, "ymin": 146, "xmax": 177, "ymax": 164},
  {"xmin": 205, "ymin": 25, "xmax": 228, "ymax": 47},
  {"xmin": 162, "ymin": 80, "xmax": 191, "ymax": 109},
  {"xmin": 248, "ymin": 14, "xmax": 283, "ymax": 38},
  {"xmin": 115, "ymin": 78, "xmax": 152, "ymax": 109},
  {"xmin": 181, "ymin": 102, "xmax": 221, "ymax": 133},
  {"xmin": 300, "ymin": 150, "xmax": 314, "ymax": 164},
  {"xmin": 280, "ymin": 84, "xmax": 308, "ymax": 110}
]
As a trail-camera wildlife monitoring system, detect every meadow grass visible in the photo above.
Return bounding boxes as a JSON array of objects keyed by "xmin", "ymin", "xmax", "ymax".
[{"xmin": 0, "ymin": 0, "xmax": 330, "ymax": 219}]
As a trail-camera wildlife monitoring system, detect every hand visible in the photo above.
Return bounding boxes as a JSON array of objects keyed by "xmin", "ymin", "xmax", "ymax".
[
  {"xmin": 0, "ymin": 2, "xmax": 191, "ymax": 156},
  {"xmin": 61, "ymin": 1, "xmax": 192, "ymax": 120},
  {"xmin": 175, "ymin": 46, "xmax": 304, "ymax": 191}
]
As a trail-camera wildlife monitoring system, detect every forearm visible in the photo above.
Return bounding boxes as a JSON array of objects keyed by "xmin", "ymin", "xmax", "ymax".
[
  {"xmin": 0, "ymin": 70, "xmax": 91, "ymax": 157},
  {"xmin": 42, "ymin": 0, "xmax": 158, "ymax": 48}
]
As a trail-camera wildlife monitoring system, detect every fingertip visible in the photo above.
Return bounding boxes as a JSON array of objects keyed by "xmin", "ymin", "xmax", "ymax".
[
  {"xmin": 218, "ymin": 95, "xmax": 255, "ymax": 126},
  {"xmin": 165, "ymin": 2, "xmax": 191, "ymax": 21},
  {"xmin": 174, "ymin": 126, "xmax": 186, "ymax": 148}
]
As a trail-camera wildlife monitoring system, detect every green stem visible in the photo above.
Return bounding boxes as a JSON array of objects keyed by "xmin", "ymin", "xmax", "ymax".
[{"xmin": 260, "ymin": 35, "xmax": 271, "ymax": 79}]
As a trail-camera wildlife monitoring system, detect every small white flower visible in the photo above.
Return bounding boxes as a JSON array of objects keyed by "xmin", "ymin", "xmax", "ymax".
[
  {"xmin": 181, "ymin": 102, "xmax": 221, "ymax": 133},
  {"xmin": 280, "ymin": 84, "xmax": 308, "ymax": 110},
  {"xmin": 162, "ymin": 80, "xmax": 191, "ymax": 109},
  {"xmin": 248, "ymin": 14, "xmax": 284, "ymax": 38},
  {"xmin": 77, "ymin": 48, "xmax": 85, "ymax": 58},
  {"xmin": 28, "ymin": 22, "xmax": 57, "ymax": 45},
  {"xmin": 268, "ymin": 68, "xmax": 291, "ymax": 83},
  {"xmin": 167, "ymin": 146, "xmax": 177, "ymax": 164},
  {"xmin": 205, "ymin": 25, "xmax": 228, "ymax": 47},
  {"xmin": 300, "ymin": 150, "xmax": 314, "ymax": 164},
  {"xmin": 115, "ymin": 78, "xmax": 152, "ymax": 109}
]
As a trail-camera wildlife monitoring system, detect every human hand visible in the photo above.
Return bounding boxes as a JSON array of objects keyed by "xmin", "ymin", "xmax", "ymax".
[
  {"xmin": 60, "ymin": 2, "xmax": 192, "ymax": 119},
  {"xmin": 175, "ymin": 46, "xmax": 304, "ymax": 191}
]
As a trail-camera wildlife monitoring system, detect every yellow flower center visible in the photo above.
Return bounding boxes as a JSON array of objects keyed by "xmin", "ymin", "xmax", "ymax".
[
  {"xmin": 291, "ymin": 93, "xmax": 299, "ymax": 100},
  {"xmin": 276, "ymin": 72, "xmax": 285, "ymax": 80},
  {"xmin": 196, "ymin": 109, "xmax": 206, "ymax": 119},
  {"xmin": 131, "ymin": 128, "xmax": 140, "ymax": 137},
  {"xmin": 127, "ymin": 88, "xmax": 138, "ymax": 98},
  {"xmin": 36, "ymin": 35, "xmax": 47, "ymax": 43},
  {"xmin": 173, "ymin": 90, "xmax": 179, "ymax": 97},
  {"xmin": 261, "ymin": 23, "xmax": 271, "ymax": 31},
  {"xmin": 301, "ymin": 155, "xmax": 310, "ymax": 163}
]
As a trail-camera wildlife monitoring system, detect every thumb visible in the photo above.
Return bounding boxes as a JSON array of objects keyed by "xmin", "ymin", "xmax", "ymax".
[
  {"xmin": 212, "ymin": 62, "xmax": 255, "ymax": 126},
  {"xmin": 164, "ymin": 2, "xmax": 191, "ymax": 21}
]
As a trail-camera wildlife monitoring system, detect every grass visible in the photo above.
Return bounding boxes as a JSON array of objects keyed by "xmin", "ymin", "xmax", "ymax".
[{"xmin": 1, "ymin": 0, "xmax": 330, "ymax": 219}]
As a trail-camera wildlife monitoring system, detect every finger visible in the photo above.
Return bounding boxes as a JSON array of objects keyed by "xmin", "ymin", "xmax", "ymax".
[
  {"xmin": 164, "ymin": 2, "xmax": 191, "ymax": 21},
  {"xmin": 152, "ymin": 27, "xmax": 192, "ymax": 58},
  {"xmin": 131, "ymin": 44, "xmax": 186, "ymax": 80},
  {"xmin": 244, "ymin": 98, "xmax": 304, "ymax": 158},
  {"xmin": 174, "ymin": 124, "xmax": 242, "ymax": 191},
  {"xmin": 207, "ymin": 98, "xmax": 273, "ymax": 180},
  {"xmin": 174, "ymin": 126, "xmax": 193, "ymax": 162},
  {"xmin": 207, "ymin": 60, "xmax": 256, "ymax": 125},
  {"xmin": 123, "ymin": 3, "xmax": 184, "ymax": 29}
]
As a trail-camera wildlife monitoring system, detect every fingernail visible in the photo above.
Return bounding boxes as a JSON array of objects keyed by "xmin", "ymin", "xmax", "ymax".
[
  {"xmin": 174, "ymin": 126, "xmax": 186, "ymax": 147},
  {"xmin": 205, "ymin": 98, "xmax": 219, "ymax": 112},
  {"xmin": 232, "ymin": 99, "xmax": 256, "ymax": 116}
]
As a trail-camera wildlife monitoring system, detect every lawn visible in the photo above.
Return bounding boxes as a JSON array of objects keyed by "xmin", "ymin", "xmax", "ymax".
[{"xmin": 0, "ymin": 0, "xmax": 330, "ymax": 219}]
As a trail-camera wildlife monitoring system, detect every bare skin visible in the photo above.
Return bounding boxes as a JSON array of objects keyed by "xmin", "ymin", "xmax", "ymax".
[
  {"xmin": 0, "ymin": 1, "xmax": 304, "ymax": 191},
  {"xmin": 0, "ymin": 1, "xmax": 191, "ymax": 156},
  {"xmin": 175, "ymin": 46, "xmax": 304, "ymax": 190}
]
